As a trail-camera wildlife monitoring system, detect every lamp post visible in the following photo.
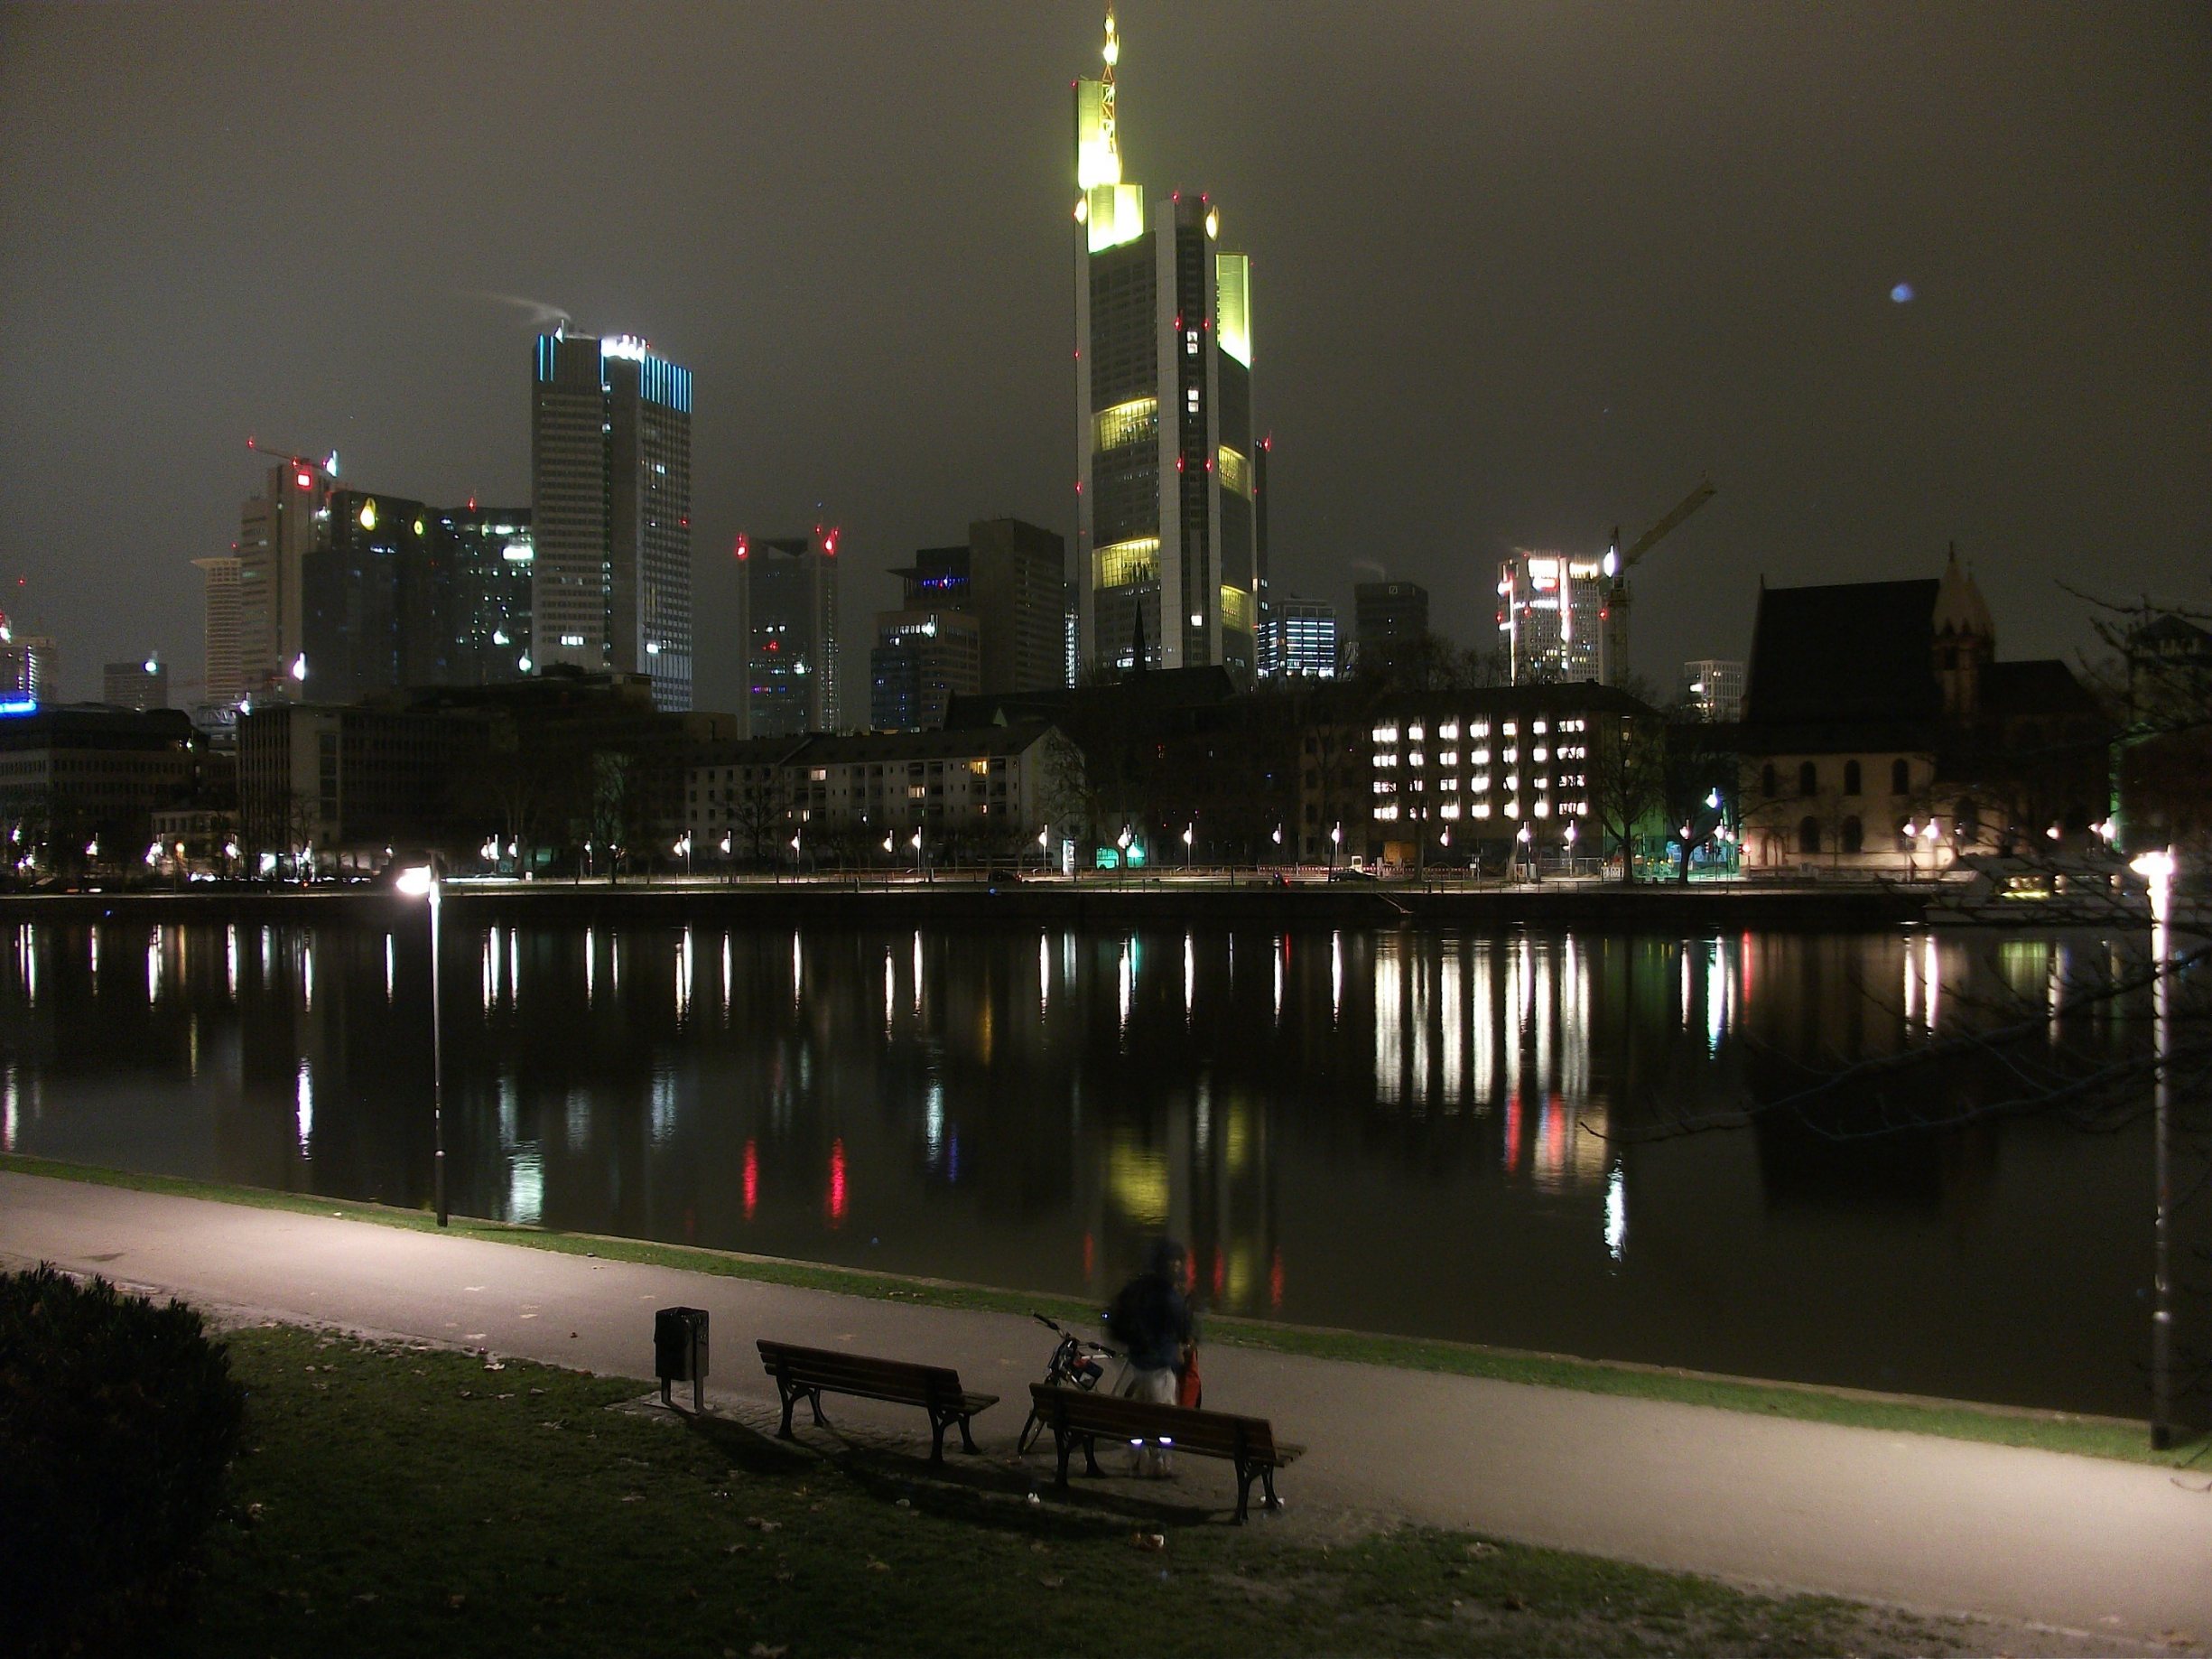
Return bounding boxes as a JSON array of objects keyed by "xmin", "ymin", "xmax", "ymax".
[
  {"xmin": 674, "ymin": 832, "xmax": 692, "ymax": 879},
  {"xmin": 1271, "ymin": 823, "xmax": 1284, "ymax": 879},
  {"xmin": 1328, "ymin": 821, "xmax": 1342, "ymax": 879},
  {"xmin": 394, "ymin": 863, "xmax": 448, "ymax": 1227},
  {"xmin": 1517, "ymin": 820, "xmax": 1533, "ymax": 884},
  {"xmin": 2132, "ymin": 848, "xmax": 2177, "ymax": 1449},
  {"xmin": 1181, "ymin": 821, "xmax": 1194, "ymax": 875},
  {"xmin": 910, "ymin": 826, "xmax": 925, "ymax": 882},
  {"xmin": 1117, "ymin": 825, "xmax": 1132, "ymax": 889},
  {"xmin": 788, "ymin": 830, "xmax": 802, "ymax": 879},
  {"xmin": 1563, "ymin": 819, "xmax": 1577, "ymax": 878},
  {"xmin": 1036, "ymin": 824, "xmax": 1050, "ymax": 880}
]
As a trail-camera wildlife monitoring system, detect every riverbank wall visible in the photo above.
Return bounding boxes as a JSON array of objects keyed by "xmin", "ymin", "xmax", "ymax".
[{"xmin": 0, "ymin": 880, "xmax": 1929, "ymax": 930}]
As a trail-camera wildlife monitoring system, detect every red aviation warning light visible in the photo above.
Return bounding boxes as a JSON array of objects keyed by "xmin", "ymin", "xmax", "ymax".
[{"xmin": 735, "ymin": 535, "xmax": 749, "ymax": 560}]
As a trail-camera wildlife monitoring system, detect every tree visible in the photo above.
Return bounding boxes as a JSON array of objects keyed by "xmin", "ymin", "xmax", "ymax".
[{"xmin": 1585, "ymin": 711, "xmax": 1667, "ymax": 883}]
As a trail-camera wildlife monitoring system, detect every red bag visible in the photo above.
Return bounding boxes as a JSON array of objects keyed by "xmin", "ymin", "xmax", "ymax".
[{"xmin": 1176, "ymin": 1347, "xmax": 1203, "ymax": 1409}]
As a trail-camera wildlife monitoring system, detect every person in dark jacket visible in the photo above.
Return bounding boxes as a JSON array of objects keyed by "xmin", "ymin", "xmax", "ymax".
[{"xmin": 1107, "ymin": 1238, "xmax": 1194, "ymax": 1473}]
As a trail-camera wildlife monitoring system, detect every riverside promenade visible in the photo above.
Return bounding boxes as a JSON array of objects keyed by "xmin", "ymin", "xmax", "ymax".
[{"xmin": 4, "ymin": 1168, "xmax": 2205, "ymax": 1646}]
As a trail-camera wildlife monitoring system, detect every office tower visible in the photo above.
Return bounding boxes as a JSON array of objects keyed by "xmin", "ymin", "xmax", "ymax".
[
  {"xmin": 1497, "ymin": 554, "xmax": 1605, "ymax": 684},
  {"xmin": 531, "ymin": 331, "xmax": 692, "ymax": 710},
  {"xmin": 237, "ymin": 453, "xmax": 334, "ymax": 694},
  {"xmin": 438, "ymin": 507, "xmax": 534, "ymax": 685},
  {"xmin": 1264, "ymin": 596, "xmax": 1338, "ymax": 679},
  {"xmin": 104, "ymin": 659, "xmax": 170, "ymax": 710},
  {"xmin": 968, "ymin": 518, "xmax": 1069, "ymax": 692},
  {"xmin": 192, "ymin": 555, "xmax": 244, "ymax": 708},
  {"xmin": 0, "ymin": 617, "xmax": 58, "ymax": 704},
  {"xmin": 302, "ymin": 489, "xmax": 437, "ymax": 701},
  {"xmin": 1354, "ymin": 581, "xmax": 1430, "ymax": 676},
  {"xmin": 869, "ymin": 609, "xmax": 981, "ymax": 732},
  {"xmin": 1679, "ymin": 658, "xmax": 1745, "ymax": 722},
  {"xmin": 1072, "ymin": 9, "xmax": 1260, "ymax": 681},
  {"xmin": 737, "ymin": 529, "xmax": 841, "ymax": 738},
  {"xmin": 1252, "ymin": 437, "xmax": 1272, "ymax": 671}
]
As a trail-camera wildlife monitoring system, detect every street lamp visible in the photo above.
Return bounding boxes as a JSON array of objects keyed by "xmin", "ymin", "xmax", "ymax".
[
  {"xmin": 393, "ymin": 862, "xmax": 448, "ymax": 1227},
  {"xmin": 1563, "ymin": 819, "xmax": 1577, "ymax": 876},
  {"xmin": 1328, "ymin": 821, "xmax": 1342, "ymax": 878},
  {"xmin": 1181, "ymin": 821, "xmax": 1194, "ymax": 872},
  {"xmin": 1036, "ymin": 824, "xmax": 1050, "ymax": 879},
  {"xmin": 2133, "ymin": 848, "xmax": 2178, "ymax": 1449},
  {"xmin": 1517, "ymin": 820, "xmax": 1533, "ymax": 883},
  {"xmin": 675, "ymin": 831, "xmax": 693, "ymax": 878},
  {"xmin": 910, "ymin": 826, "xmax": 925, "ymax": 881}
]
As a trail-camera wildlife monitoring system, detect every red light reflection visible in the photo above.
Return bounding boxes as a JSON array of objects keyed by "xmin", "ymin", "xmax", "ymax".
[
  {"xmin": 743, "ymin": 1139, "xmax": 758, "ymax": 1220},
  {"xmin": 827, "ymin": 1139, "xmax": 847, "ymax": 1226},
  {"xmin": 1503, "ymin": 1090, "xmax": 1523, "ymax": 1175},
  {"xmin": 1269, "ymin": 1250, "xmax": 1284, "ymax": 1310}
]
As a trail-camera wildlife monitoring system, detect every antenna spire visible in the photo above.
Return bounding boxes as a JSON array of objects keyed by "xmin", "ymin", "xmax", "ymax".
[{"xmin": 1100, "ymin": 9, "xmax": 1120, "ymax": 163}]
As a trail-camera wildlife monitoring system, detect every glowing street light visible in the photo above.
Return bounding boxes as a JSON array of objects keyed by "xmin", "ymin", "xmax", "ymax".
[
  {"xmin": 2133, "ymin": 847, "xmax": 2178, "ymax": 1449},
  {"xmin": 394, "ymin": 862, "xmax": 448, "ymax": 1227}
]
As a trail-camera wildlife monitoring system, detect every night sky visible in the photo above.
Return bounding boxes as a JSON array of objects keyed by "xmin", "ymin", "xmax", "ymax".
[{"xmin": 2, "ymin": 1, "xmax": 2204, "ymax": 710}]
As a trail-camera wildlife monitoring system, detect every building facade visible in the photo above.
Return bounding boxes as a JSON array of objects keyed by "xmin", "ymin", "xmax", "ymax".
[
  {"xmin": 1497, "ymin": 553, "xmax": 1608, "ymax": 685},
  {"xmin": 237, "ymin": 454, "xmax": 334, "ymax": 695},
  {"xmin": 193, "ymin": 555, "xmax": 244, "ymax": 709},
  {"xmin": 0, "ymin": 705, "xmax": 202, "ymax": 867},
  {"xmin": 1072, "ymin": 11, "xmax": 1259, "ymax": 683},
  {"xmin": 103, "ymin": 659, "xmax": 169, "ymax": 710},
  {"xmin": 1262, "ymin": 595, "xmax": 1338, "ymax": 680},
  {"xmin": 689, "ymin": 722, "xmax": 1061, "ymax": 867},
  {"xmin": 969, "ymin": 517, "xmax": 1070, "ymax": 692},
  {"xmin": 437, "ymin": 506, "xmax": 534, "ymax": 685},
  {"xmin": 531, "ymin": 331, "xmax": 692, "ymax": 710},
  {"xmin": 302, "ymin": 489, "xmax": 437, "ymax": 701},
  {"xmin": 1679, "ymin": 659, "xmax": 1745, "ymax": 722},
  {"xmin": 0, "ymin": 619, "xmax": 60, "ymax": 704},
  {"xmin": 869, "ymin": 608, "xmax": 981, "ymax": 732},
  {"xmin": 1735, "ymin": 554, "xmax": 2108, "ymax": 872},
  {"xmin": 1366, "ymin": 683, "xmax": 1658, "ymax": 870},
  {"xmin": 737, "ymin": 530, "xmax": 841, "ymax": 737},
  {"xmin": 1353, "ymin": 581, "xmax": 1428, "ymax": 676}
]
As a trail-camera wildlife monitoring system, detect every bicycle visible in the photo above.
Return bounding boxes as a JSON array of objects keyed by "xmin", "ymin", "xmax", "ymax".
[{"xmin": 1017, "ymin": 1311, "xmax": 1120, "ymax": 1455}]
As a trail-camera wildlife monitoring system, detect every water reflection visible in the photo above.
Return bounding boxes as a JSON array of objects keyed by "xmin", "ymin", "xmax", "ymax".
[{"xmin": 0, "ymin": 916, "xmax": 2186, "ymax": 1418}]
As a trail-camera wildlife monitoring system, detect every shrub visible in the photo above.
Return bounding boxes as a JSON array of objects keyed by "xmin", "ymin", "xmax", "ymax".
[{"xmin": 0, "ymin": 1265, "xmax": 246, "ymax": 1654}]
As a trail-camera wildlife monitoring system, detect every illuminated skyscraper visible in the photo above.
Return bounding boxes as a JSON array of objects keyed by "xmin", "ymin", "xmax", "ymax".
[
  {"xmin": 236, "ymin": 453, "xmax": 334, "ymax": 695},
  {"xmin": 192, "ymin": 555, "xmax": 243, "ymax": 708},
  {"xmin": 530, "ymin": 331, "xmax": 692, "ymax": 710},
  {"xmin": 1497, "ymin": 553, "xmax": 1607, "ymax": 684},
  {"xmin": 1073, "ymin": 9, "xmax": 1259, "ymax": 681},
  {"xmin": 737, "ymin": 529, "xmax": 841, "ymax": 737},
  {"xmin": 1263, "ymin": 596, "xmax": 1338, "ymax": 679}
]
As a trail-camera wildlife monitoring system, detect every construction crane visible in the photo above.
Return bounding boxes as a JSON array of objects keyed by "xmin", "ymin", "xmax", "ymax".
[
  {"xmin": 245, "ymin": 435, "xmax": 340, "ymax": 484},
  {"xmin": 1599, "ymin": 479, "xmax": 1715, "ymax": 687}
]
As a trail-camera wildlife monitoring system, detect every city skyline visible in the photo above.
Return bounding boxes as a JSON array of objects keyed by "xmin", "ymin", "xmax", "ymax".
[{"xmin": 1, "ymin": 2, "xmax": 2204, "ymax": 708}]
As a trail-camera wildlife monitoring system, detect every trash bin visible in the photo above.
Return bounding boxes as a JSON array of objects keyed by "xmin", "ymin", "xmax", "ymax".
[{"xmin": 654, "ymin": 1305, "xmax": 709, "ymax": 1412}]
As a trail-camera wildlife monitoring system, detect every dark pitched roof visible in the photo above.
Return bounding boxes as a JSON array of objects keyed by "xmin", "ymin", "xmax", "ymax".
[
  {"xmin": 943, "ymin": 666, "xmax": 1237, "ymax": 730},
  {"xmin": 1981, "ymin": 658, "xmax": 2101, "ymax": 718},
  {"xmin": 1382, "ymin": 681, "xmax": 1661, "ymax": 721},
  {"xmin": 1743, "ymin": 579, "xmax": 1940, "ymax": 726}
]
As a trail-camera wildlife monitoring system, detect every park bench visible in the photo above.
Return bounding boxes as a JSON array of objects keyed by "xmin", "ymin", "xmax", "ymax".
[
  {"xmin": 1026, "ymin": 1382, "xmax": 1304, "ymax": 1523},
  {"xmin": 756, "ymin": 1339, "xmax": 998, "ymax": 1464}
]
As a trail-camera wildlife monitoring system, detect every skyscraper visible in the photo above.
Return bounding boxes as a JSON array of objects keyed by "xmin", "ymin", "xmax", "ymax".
[
  {"xmin": 1497, "ymin": 553, "xmax": 1605, "ymax": 684},
  {"xmin": 1354, "ymin": 581, "xmax": 1429, "ymax": 676},
  {"xmin": 437, "ymin": 507, "xmax": 534, "ymax": 686},
  {"xmin": 1072, "ymin": 9, "xmax": 1259, "ymax": 682},
  {"xmin": 103, "ymin": 658, "xmax": 170, "ymax": 710},
  {"xmin": 0, "ymin": 617, "xmax": 58, "ymax": 704},
  {"xmin": 530, "ymin": 331, "xmax": 692, "ymax": 710},
  {"xmin": 236, "ymin": 454, "xmax": 334, "ymax": 694},
  {"xmin": 192, "ymin": 555, "xmax": 243, "ymax": 709},
  {"xmin": 1263, "ymin": 596, "xmax": 1338, "ymax": 679},
  {"xmin": 302, "ymin": 489, "xmax": 436, "ymax": 702},
  {"xmin": 737, "ymin": 529, "xmax": 841, "ymax": 738},
  {"xmin": 968, "ymin": 518, "xmax": 1069, "ymax": 692}
]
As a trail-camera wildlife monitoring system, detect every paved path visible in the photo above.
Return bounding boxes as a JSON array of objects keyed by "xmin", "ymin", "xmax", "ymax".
[{"xmin": 5, "ymin": 1170, "xmax": 2206, "ymax": 1645}]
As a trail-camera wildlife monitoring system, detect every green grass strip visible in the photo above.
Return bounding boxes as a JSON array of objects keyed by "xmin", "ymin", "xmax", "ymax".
[
  {"xmin": 5, "ymin": 1151, "xmax": 2198, "ymax": 1469},
  {"xmin": 171, "ymin": 1325, "xmax": 1965, "ymax": 1658}
]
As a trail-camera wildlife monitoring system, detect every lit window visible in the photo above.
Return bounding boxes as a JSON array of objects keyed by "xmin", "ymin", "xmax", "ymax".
[
  {"xmin": 1505, "ymin": 774, "xmax": 1520, "ymax": 791},
  {"xmin": 1503, "ymin": 747, "xmax": 1519, "ymax": 763},
  {"xmin": 1408, "ymin": 725, "xmax": 1425, "ymax": 741},
  {"xmin": 1185, "ymin": 330, "xmax": 1199, "ymax": 356},
  {"xmin": 1408, "ymin": 752, "xmax": 1425, "ymax": 769},
  {"xmin": 1503, "ymin": 722, "xmax": 1518, "ymax": 735},
  {"xmin": 1439, "ymin": 722, "xmax": 1459, "ymax": 741},
  {"xmin": 1471, "ymin": 748, "xmax": 1491, "ymax": 765},
  {"xmin": 1471, "ymin": 722, "xmax": 1491, "ymax": 738},
  {"xmin": 1372, "ymin": 780, "xmax": 1394, "ymax": 795},
  {"xmin": 1473, "ymin": 775, "xmax": 1491, "ymax": 792},
  {"xmin": 1534, "ymin": 721, "xmax": 1548, "ymax": 734},
  {"xmin": 1438, "ymin": 750, "xmax": 1457, "ymax": 767},
  {"xmin": 1533, "ymin": 748, "xmax": 1548, "ymax": 763},
  {"xmin": 1372, "ymin": 726, "xmax": 1399, "ymax": 743},
  {"xmin": 1441, "ymin": 802, "xmax": 1462, "ymax": 819},
  {"xmin": 1440, "ymin": 778, "xmax": 1459, "ymax": 792},
  {"xmin": 1534, "ymin": 799, "xmax": 1550, "ymax": 817},
  {"xmin": 1473, "ymin": 803, "xmax": 1492, "ymax": 819},
  {"xmin": 1185, "ymin": 386, "xmax": 1200, "ymax": 414},
  {"xmin": 1376, "ymin": 805, "xmax": 1399, "ymax": 822},
  {"xmin": 1505, "ymin": 799, "xmax": 1521, "ymax": 818}
]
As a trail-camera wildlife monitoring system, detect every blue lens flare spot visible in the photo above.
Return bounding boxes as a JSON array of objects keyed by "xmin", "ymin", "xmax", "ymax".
[{"xmin": 1891, "ymin": 283, "xmax": 1916, "ymax": 303}]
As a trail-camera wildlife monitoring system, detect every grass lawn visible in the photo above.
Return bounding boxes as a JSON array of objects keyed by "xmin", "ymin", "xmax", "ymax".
[
  {"xmin": 8, "ymin": 1151, "xmax": 2200, "ymax": 1470},
  {"xmin": 178, "ymin": 1325, "xmax": 1965, "ymax": 1659}
]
